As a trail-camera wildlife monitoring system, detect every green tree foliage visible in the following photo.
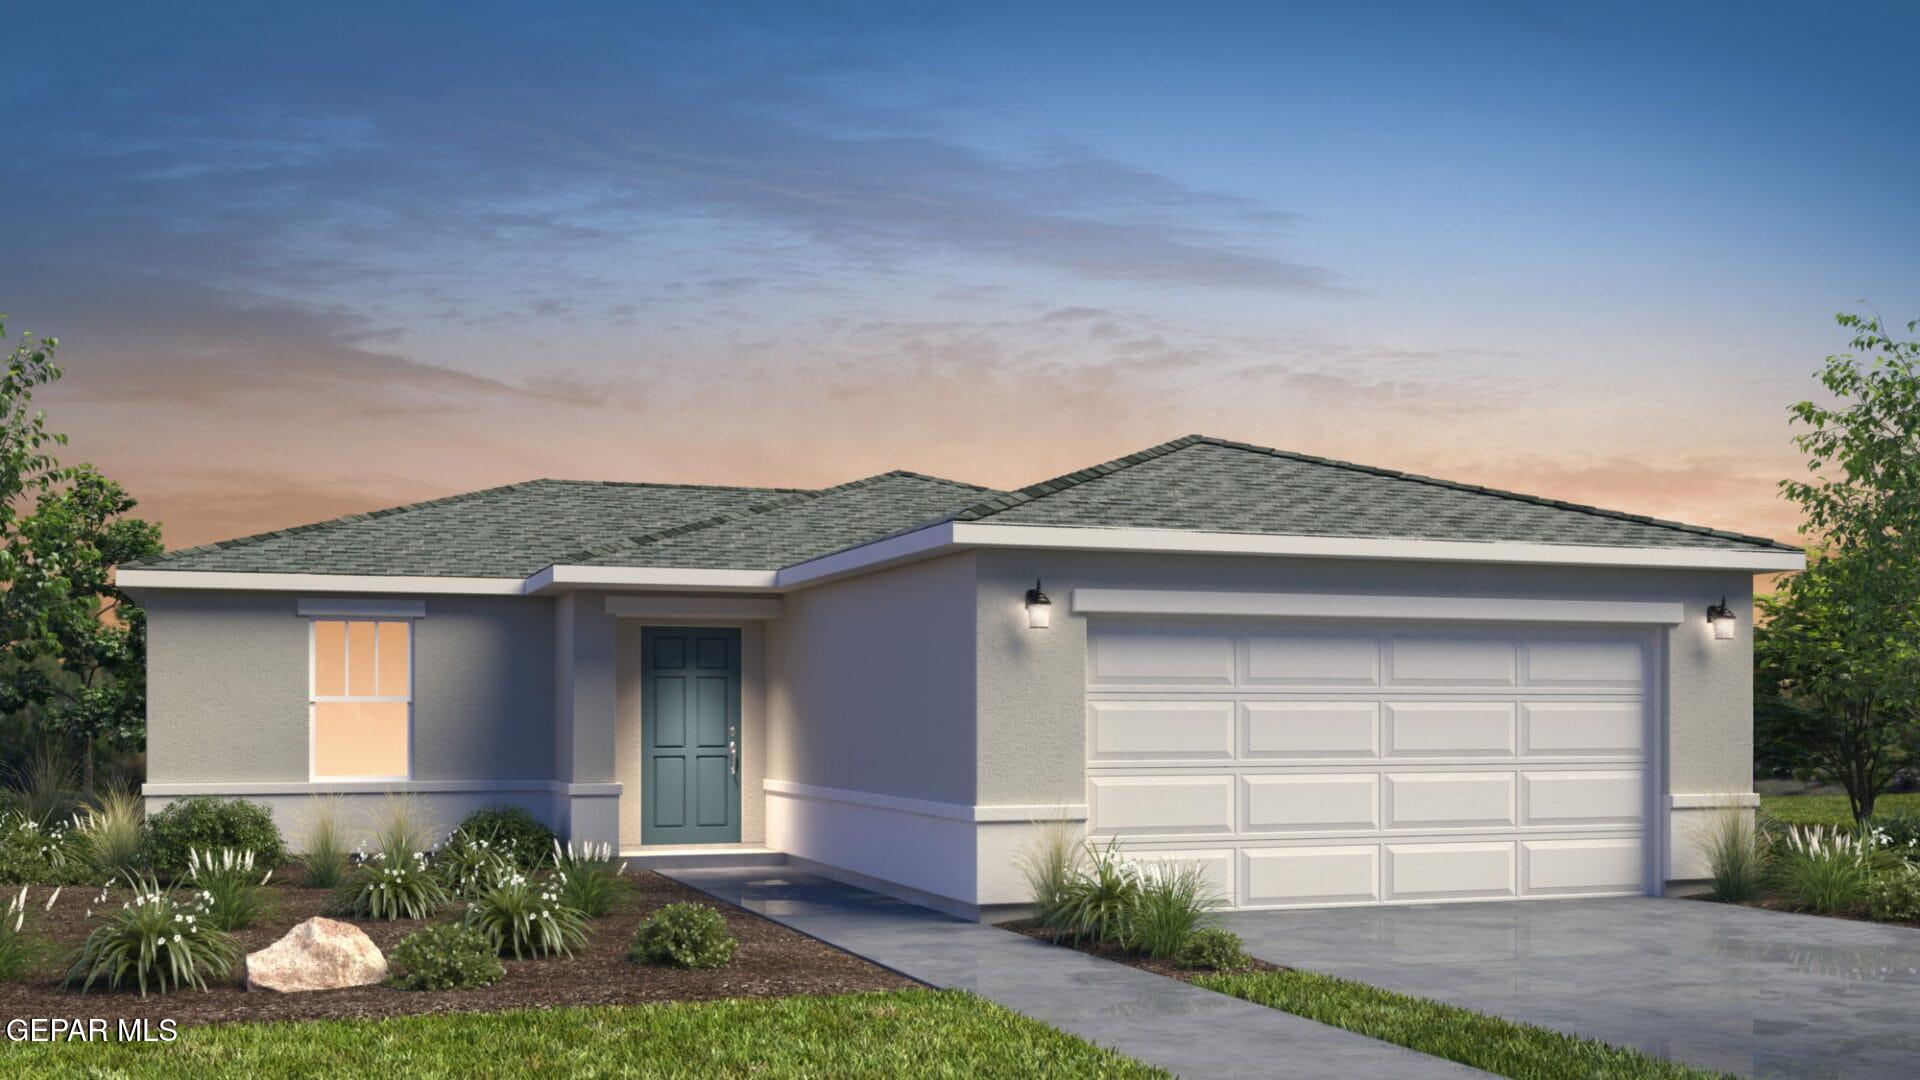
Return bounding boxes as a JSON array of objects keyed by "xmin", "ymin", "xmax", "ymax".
[
  {"xmin": 0, "ymin": 316, "xmax": 162, "ymax": 787},
  {"xmin": 1759, "ymin": 312, "xmax": 1920, "ymax": 821}
]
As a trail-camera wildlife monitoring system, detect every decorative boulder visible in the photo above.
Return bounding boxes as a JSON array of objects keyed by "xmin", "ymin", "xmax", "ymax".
[{"xmin": 245, "ymin": 917, "xmax": 387, "ymax": 992}]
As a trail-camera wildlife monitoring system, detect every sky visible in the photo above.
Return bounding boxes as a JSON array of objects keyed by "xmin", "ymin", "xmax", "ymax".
[{"xmin": 3, "ymin": 1, "xmax": 1916, "ymax": 549}]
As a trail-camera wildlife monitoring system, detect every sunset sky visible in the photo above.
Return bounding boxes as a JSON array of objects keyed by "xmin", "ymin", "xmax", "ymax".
[{"xmin": 5, "ymin": 2, "xmax": 1916, "ymax": 551}]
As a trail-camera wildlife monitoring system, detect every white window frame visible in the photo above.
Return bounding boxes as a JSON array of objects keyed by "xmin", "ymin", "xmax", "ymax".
[{"xmin": 306, "ymin": 610, "xmax": 420, "ymax": 783}]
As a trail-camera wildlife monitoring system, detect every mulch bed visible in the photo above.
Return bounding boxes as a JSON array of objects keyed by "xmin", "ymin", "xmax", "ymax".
[
  {"xmin": 0, "ymin": 869, "xmax": 913, "ymax": 1027},
  {"xmin": 995, "ymin": 918, "xmax": 1282, "ymax": 983}
]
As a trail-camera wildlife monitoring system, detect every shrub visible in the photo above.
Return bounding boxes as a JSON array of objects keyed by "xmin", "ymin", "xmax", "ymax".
[
  {"xmin": 339, "ymin": 850, "xmax": 447, "ymax": 921},
  {"xmin": 1698, "ymin": 803, "xmax": 1770, "ymax": 903},
  {"xmin": 0, "ymin": 811, "xmax": 85, "ymax": 884},
  {"xmin": 551, "ymin": 840, "xmax": 626, "ymax": 918},
  {"xmin": 0, "ymin": 886, "xmax": 49, "ymax": 981},
  {"xmin": 1018, "ymin": 820, "xmax": 1083, "ymax": 921},
  {"xmin": 65, "ymin": 874, "xmax": 239, "ymax": 995},
  {"xmin": 1040, "ymin": 839, "xmax": 1141, "ymax": 947},
  {"xmin": 433, "ymin": 828, "xmax": 516, "ymax": 899},
  {"xmin": 3, "ymin": 751, "xmax": 79, "ymax": 827},
  {"xmin": 1867, "ymin": 863, "xmax": 1920, "ymax": 922},
  {"xmin": 629, "ymin": 902, "xmax": 736, "ymax": 969},
  {"xmin": 1180, "ymin": 928, "xmax": 1249, "ymax": 972},
  {"xmin": 387, "ymin": 923, "xmax": 505, "ymax": 990},
  {"xmin": 452, "ymin": 805, "xmax": 555, "ymax": 871},
  {"xmin": 186, "ymin": 848, "xmax": 271, "ymax": 931},
  {"xmin": 1868, "ymin": 810, "xmax": 1920, "ymax": 860},
  {"xmin": 142, "ymin": 798, "xmax": 286, "ymax": 878},
  {"xmin": 76, "ymin": 788, "xmax": 145, "ymax": 880},
  {"xmin": 1121, "ymin": 862, "xmax": 1221, "ymax": 960},
  {"xmin": 294, "ymin": 795, "xmax": 352, "ymax": 890},
  {"xmin": 1771, "ymin": 825, "xmax": 1886, "ymax": 913},
  {"xmin": 462, "ymin": 871, "xmax": 589, "ymax": 959}
]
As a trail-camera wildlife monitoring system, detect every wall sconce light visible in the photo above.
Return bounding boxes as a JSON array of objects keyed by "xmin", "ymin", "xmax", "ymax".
[
  {"xmin": 1025, "ymin": 579, "xmax": 1052, "ymax": 629},
  {"xmin": 1706, "ymin": 597, "xmax": 1736, "ymax": 640}
]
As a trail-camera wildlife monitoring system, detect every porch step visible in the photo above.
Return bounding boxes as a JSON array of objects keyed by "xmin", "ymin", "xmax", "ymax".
[{"xmin": 621, "ymin": 846, "xmax": 789, "ymax": 871}]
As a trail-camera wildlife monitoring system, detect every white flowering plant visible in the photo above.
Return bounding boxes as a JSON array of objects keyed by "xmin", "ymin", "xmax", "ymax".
[
  {"xmin": 461, "ymin": 870, "xmax": 588, "ymax": 959},
  {"xmin": 341, "ymin": 848, "xmax": 449, "ymax": 921},
  {"xmin": 431, "ymin": 827, "xmax": 516, "ymax": 899},
  {"xmin": 0, "ymin": 810, "xmax": 86, "ymax": 885},
  {"xmin": 0, "ymin": 885, "xmax": 48, "ymax": 980},
  {"xmin": 64, "ymin": 874, "xmax": 238, "ymax": 996},
  {"xmin": 186, "ymin": 847, "xmax": 273, "ymax": 931},
  {"xmin": 1771, "ymin": 824, "xmax": 1898, "ymax": 913},
  {"xmin": 551, "ymin": 839, "xmax": 627, "ymax": 918}
]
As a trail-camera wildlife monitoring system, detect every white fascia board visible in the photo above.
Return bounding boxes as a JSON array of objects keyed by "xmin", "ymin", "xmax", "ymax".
[
  {"xmin": 1074, "ymin": 588, "xmax": 1685, "ymax": 625},
  {"xmin": 529, "ymin": 564, "xmax": 780, "ymax": 594},
  {"xmin": 297, "ymin": 598, "xmax": 428, "ymax": 618},
  {"xmin": 774, "ymin": 521, "xmax": 961, "ymax": 589},
  {"xmin": 116, "ymin": 569, "xmax": 525, "ymax": 595},
  {"xmin": 951, "ymin": 523, "xmax": 1806, "ymax": 573}
]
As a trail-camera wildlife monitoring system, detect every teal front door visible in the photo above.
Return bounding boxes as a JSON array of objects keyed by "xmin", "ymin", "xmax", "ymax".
[{"xmin": 640, "ymin": 627, "xmax": 742, "ymax": 845}]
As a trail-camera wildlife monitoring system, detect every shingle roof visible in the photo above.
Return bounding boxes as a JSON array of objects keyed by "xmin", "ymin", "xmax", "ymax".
[
  {"xmin": 573, "ymin": 471, "xmax": 994, "ymax": 570},
  {"xmin": 129, "ymin": 433, "xmax": 1794, "ymax": 579},
  {"xmin": 949, "ymin": 435, "xmax": 1797, "ymax": 552}
]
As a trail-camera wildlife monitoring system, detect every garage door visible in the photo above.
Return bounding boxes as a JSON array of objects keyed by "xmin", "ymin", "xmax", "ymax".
[{"xmin": 1085, "ymin": 620, "xmax": 1652, "ymax": 909}]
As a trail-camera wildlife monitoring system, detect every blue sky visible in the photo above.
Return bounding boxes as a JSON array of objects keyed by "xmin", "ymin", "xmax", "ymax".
[{"xmin": 3, "ymin": 2, "xmax": 1914, "ymax": 545}]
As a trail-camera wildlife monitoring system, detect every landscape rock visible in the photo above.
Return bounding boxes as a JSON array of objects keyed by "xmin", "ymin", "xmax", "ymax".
[{"xmin": 244, "ymin": 917, "xmax": 387, "ymax": 992}]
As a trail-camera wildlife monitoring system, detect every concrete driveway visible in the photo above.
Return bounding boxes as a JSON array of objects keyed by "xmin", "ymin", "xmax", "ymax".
[{"xmin": 1225, "ymin": 897, "xmax": 1920, "ymax": 1078}]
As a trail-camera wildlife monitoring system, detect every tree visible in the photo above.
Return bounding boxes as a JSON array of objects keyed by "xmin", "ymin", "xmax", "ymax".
[
  {"xmin": 0, "ymin": 315, "xmax": 163, "ymax": 789},
  {"xmin": 1759, "ymin": 312, "xmax": 1920, "ymax": 821}
]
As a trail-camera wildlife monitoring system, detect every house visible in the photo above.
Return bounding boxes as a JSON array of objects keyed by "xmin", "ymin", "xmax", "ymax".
[{"xmin": 119, "ymin": 435, "xmax": 1803, "ymax": 919}]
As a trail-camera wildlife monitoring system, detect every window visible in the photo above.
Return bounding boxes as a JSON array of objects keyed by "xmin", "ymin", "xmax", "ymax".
[{"xmin": 310, "ymin": 619, "xmax": 412, "ymax": 779}]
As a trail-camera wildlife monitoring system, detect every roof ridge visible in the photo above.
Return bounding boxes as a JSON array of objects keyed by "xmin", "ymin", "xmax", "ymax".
[
  {"xmin": 129, "ymin": 478, "xmax": 558, "ymax": 568},
  {"xmin": 548, "ymin": 469, "xmax": 988, "ymax": 566},
  {"xmin": 951, "ymin": 434, "xmax": 1208, "ymax": 522},
  {"xmin": 1192, "ymin": 436, "xmax": 1798, "ymax": 552}
]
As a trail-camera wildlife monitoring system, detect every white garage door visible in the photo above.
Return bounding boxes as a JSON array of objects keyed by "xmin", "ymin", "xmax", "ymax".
[{"xmin": 1085, "ymin": 620, "xmax": 1652, "ymax": 909}]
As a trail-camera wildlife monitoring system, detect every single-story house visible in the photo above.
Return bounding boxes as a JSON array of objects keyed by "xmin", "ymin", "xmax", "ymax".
[{"xmin": 120, "ymin": 435, "xmax": 1803, "ymax": 919}]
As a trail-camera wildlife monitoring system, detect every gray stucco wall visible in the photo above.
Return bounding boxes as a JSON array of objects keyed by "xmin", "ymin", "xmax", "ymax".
[
  {"xmin": 973, "ymin": 548, "xmax": 1757, "ymax": 809},
  {"xmin": 144, "ymin": 591, "xmax": 558, "ymax": 785},
  {"xmin": 766, "ymin": 552, "xmax": 978, "ymax": 805}
]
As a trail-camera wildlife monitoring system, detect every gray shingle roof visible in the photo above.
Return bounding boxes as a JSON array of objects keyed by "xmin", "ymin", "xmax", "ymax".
[
  {"xmin": 130, "ymin": 434, "xmax": 1794, "ymax": 579},
  {"xmin": 575, "ymin": 472, "xmax": 994, "ymax": 570},
  {"xmin": 130, "ymin": 479, "xmax": 810, "ymax": 577},
  {"xmin": 950, "ymin": 435, "xmax": 1796, "ymax": 552}
]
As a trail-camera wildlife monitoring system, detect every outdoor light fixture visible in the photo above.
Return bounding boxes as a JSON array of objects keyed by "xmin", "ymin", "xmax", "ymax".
[
  {"xmin": 1025, "ymin": 579, "xmax": 1053, "ymax": 629},
  {"xmin": 1706, "ymin": 597, "xmax": 1736, "ymax": 640}
]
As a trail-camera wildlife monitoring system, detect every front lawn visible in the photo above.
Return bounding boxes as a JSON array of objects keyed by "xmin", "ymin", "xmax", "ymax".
[
  {"xmin": 3, "ymin": 989, "xmax": 1163, "ymax": 1079},
  {"xmin": 1761, "ymin": 792, "xmax": 1920, "ymax": 828},
  {"xmin": 1195, "ymin": 970, "xmax": 1728, "ymax": 1080}
]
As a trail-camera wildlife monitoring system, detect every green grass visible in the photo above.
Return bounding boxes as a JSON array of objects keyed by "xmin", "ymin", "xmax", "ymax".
[
  {"xmin": 1762, "ymin": 793, "xmax": 1920, "ymax": 827},
  {"xmin": 3, "ymin": 990, "xmax": 1164, "ymax": 1079},
  {"xmin": 1195, "ymin": 970, "xmax": 1728, "ymax": 1080}
]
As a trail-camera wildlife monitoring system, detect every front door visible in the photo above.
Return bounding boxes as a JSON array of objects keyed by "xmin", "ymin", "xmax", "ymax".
[{"xmin": 641, "ymin": 627, "xmax": 742, "ymax": 845}]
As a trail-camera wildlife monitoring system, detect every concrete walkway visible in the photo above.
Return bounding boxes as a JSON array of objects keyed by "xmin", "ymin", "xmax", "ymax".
[
  {"xmin": 1227, "ymin": 897, "xmax": 1920, "ymax": 1079},
  {"xmin": 665, "ymin": 867, "xmax": 1478, "ymax": 1079}
]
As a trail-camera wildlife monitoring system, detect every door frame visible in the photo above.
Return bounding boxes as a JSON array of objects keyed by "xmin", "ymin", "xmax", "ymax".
[{"xmin": 639, "ymin": 625, "xmax": 744, "ymax": 846}]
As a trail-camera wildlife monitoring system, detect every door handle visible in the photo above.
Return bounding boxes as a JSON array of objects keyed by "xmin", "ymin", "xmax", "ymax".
[{"xmin": 728, "ymin": 727, "xmax": 738, "ymax": 777}]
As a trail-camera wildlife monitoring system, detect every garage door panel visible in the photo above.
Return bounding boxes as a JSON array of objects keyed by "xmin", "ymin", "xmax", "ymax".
[
  {"xmin": 1521, "ymin": 637, "xmax": 1645, "ymax": 689},
  {"xmin": 1244, "ymin": 631, "xmax": 1379, "ymax": 687},
  {"xmin": 1088, "ymin": 775, "xmax": 1234, "ymax": 837},
  {"xmin": 1243, "ymin": 701, "xmax": 1378, "ymax": 759},
  {"xmin": 1521, "ymin": 701, "xmax": 1645, "ymax": 758},
  {"xmin": 1243, "ymin": 774, "xmax": 1379, "ymax": 833},
  {"xmin": 1243, "ymin": 845, "xmax": 1380, "ymax": 907},
  {"xmin": 1383, "ymin": 702, "xmax": 1516, "ymax": 758},
  {"xmin": 1522, "ymin": 770, "xmax": 1645, "ymax": 827},
  {"xmin": 1383, "ymin": 772, "xmax": 1516, "ymax": 830},
  {"xmin": 1522, "ymin": 838, "xmax": 1645, "ymax": 895},
  {"xmin": 1385, "ymin": 634, "xmax": 1517, "ymax": 687},
  {"xmin": 1088, "ymin": 700, "xmax": 1236, "ymax": 764},
  {"xmin": 1089, "ymin": 625, "xmax": 1236, "ymax": 687},
  {"xmin": 1086, "ymin": 620, "xmax": 1648, "ymax": 909},
  {"xmin": 1386, "ymin": 842, "xmax": 1517, "ymax": 902}
]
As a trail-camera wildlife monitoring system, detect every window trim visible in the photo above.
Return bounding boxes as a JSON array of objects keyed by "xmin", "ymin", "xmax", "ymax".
[{"xmin": 307, "ymin": 616, "xmax": 416, "ymax": 783}]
